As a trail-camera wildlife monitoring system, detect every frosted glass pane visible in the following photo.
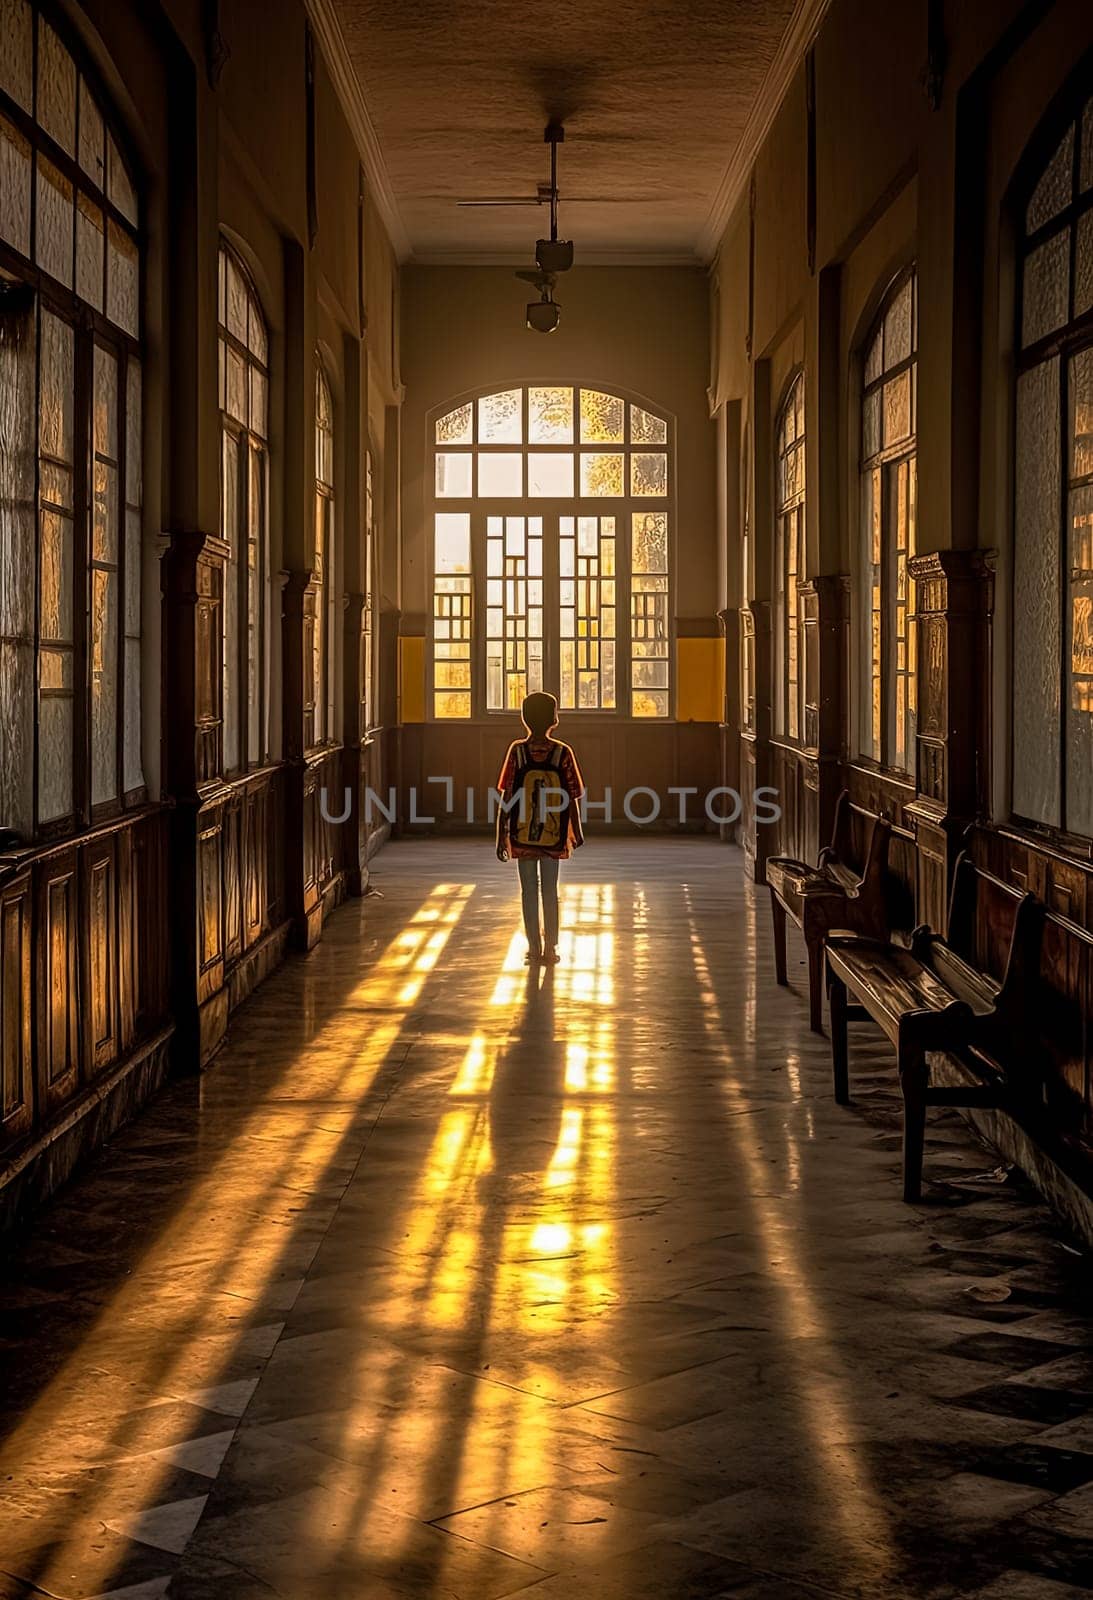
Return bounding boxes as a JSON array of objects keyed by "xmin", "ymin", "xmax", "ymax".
[
  {"xmin": 631, "ymin": 452, "xmax": 668, "ymax": 496},
  {"xmin": 39, "ymin": 312, "xmax": 73, "ymax": 464},
  {"xmin": 249, "ymin": 367, "xmax": 267, "ymax": 438},
  {"xmin": 528, "ymin": 452, "xmax": 574, "ymax": 496},
  {"xmin": 91, "ymin": 567, "xmax": 118, "ymax": 804},
  {"xmin": 1083, "ymin": 103, "xmax": 1093, "ymax": 193},
  {"xmin": 78, "ymin": 79, "xmax": 105, "ymax": 187},
  {"xmin": 75, "ymin": 194, "xmax": 104, "ymax": 309},
  {"xmin": 478, "ymin": 452, "xmax": 521, "ymax": 496},
  {"xmin": 124, "ymin": 637, "xmax": 143, "ymax": 792},
  {"xmin": 1022, "ymin": 229, "xmax": 1070, "ymax": 348},
  {"xmin": 0, "ymin": 0, "xmax": 33, "ymax": 112},
  {"xmin": 528, "ymin": 386, "xmax": 572, "ymax": 442},
  {"xmin": 1066, "ymin": 483, "xmax": 1093, "ymax": 836},
  {"xmin": 225, "ymin": 251, "xmax": 247, "ymax": 344},
  {"xmin": 37, "ymin": 19, "xmax": 76, "ymax": 156},
  {"xmin": 0, "ymin": 642, "xmax": 33, "ymax": 833},
  {"xmin": 0, "ymin": 294, "xmax": 35, "ymax": 636},
  {"xmin": 0, "ymin": 115, "xmax": 31, "ymax": 256},
  {"xmin": 1071, "ymin": 348, "xmax": 1093, "ymax": 481},
  {"xmin": 883, "ymin": 371, "xmax": 912, "ymax": 447},
  {"xmin": 435, "ymin": 452, "xmax": 472, "ymax": 497},
  {"xmin": 580, "ymin": 453, "xmax": 623, "ymax": 496},
  {"xmin": 39, "ymin": 510, "xmax": 73, "ymax": 643},
  {"xmin": 126, "ymin": 360, "xmax": 142, "ymax": 507},
  {"xmin": 580, "ymin": 390, "xmax": 623, "ymax": 442},
  {"xmin": 1013, "ymin": 359, "xmax": 1061, "ymax": 826},
  {"xmin": 36, "ymin": 156, "xmax": 73, "ymax": 287},
  {"xmin": 883, "ymin": 278, "xmax": 913, "ymax": 366},
  {"xmin": 478, "ymin": 389, "xmax": 521, "ymax": 443},
  {"xmin": 38, "ymin": 694, "xmax": 72, "ymax": 821},
  {"xmin": 106, "ymin": 219, "xmax": 139, "ymax": 335},
  {"xmin": 435, "ymin": 403, "xmax": 471, "ymax": 444},
  {"xmin": 247, "ymin": 295, "xmax": 267, "ymax": 364},
  {"xmin": 125, "ymin": 508, "xmax": 141, "ymax": 634},
  {"xmin": 434, "ymin": 513, "xmax": 470, "ymax": 573},
  {"xmin": 225, "ymin": 344, "xmax": 246, "ymax": 425},
  {"xmin": 0, "ymin": 297, "xmax": 35, "ymax": 834},
  {"xmin": 633, "ymin": 512, "xmax": 668, "ymax": 573},
  {"xmin": 1027, "ymin": 126, "xmax": 1074, "ymax": 233},
  {"xmin": 1076, "ymin": 211, "xmax": 1093, "ymax": 321},
  {"xmin": 864, "ymin": 328, "xmax": 882, "ymax": 386},
  {"xmin": 106, "ymin": 136, "xmax": 138, "ymax": 224},
  {"xmin": 630, "ymin": 404, "xmax": 666, "ymax": 444}
]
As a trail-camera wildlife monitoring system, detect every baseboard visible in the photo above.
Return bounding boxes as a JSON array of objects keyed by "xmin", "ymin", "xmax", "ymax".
[
  {"xmin": 226, "ymin": 919, "xmax": 292, "ymax": 1017},
  {"xmin": 0, "ymin": 1026, "xmax": 174, "ymax": 1239}
]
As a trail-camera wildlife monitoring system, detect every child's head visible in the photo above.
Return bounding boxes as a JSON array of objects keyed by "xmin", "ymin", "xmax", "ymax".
[{"xmin": 521, "ymin": 691, "xmax": 558, "ymax": 739}]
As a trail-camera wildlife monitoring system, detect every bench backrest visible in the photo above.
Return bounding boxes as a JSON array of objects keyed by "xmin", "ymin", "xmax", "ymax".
[{"xmin": 941, "ymin": 853, "xmax": 1042, "ymax": 1029}]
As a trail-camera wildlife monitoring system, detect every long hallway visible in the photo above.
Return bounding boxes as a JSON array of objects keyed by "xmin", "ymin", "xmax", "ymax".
[{"xmin": 1, "ymin": 842, "xmax": 1092, "ymax": 1600}]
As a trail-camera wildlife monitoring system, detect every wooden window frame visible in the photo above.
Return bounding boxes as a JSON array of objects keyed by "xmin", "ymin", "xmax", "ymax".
[
  {"xmin": 428, "ymin": 385, "xmax": 674, "ymax": 721},
  {"xmin": 0, "ymin": 0, "xmax": 144, "ymax": 842}
]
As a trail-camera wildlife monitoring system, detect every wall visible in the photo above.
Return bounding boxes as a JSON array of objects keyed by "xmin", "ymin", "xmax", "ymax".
[
  {"xmin": 0, "ymin": 0, "xmax": 401, "ymax": 1231},
  {"xmin": 399, "ymin": 264, "xmax": 719, "ymax": 818},
  {"xmin": 710, "ymin": 0, "xmax": 1093, "ymax": 1165}
]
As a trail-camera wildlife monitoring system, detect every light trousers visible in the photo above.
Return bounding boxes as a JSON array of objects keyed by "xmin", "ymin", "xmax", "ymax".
[{"xmin": 517, "ymin": 855, "xmax": 560, "ymax": 952}]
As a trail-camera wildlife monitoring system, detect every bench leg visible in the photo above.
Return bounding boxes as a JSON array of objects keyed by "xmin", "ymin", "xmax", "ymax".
[
  {"xmin": 770, "ymin": 893, "xmax": 788, "ymax": 986},
  {"xmin": 806, "ymin": 937, "xmax": 824, "ymax": 1033},
  {"xmin": 899, "ymin": 1045, "xmax": 928, "ymax": 1203},
  {"xmin": 829, "ymin": 969, "xmax": 849, "ymax": 1104}
]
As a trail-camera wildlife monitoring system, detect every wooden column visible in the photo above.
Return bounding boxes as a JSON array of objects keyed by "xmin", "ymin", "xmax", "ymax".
[{"xmin": 740, "ymin": 600, "xmax": 773, "ymax": 881}]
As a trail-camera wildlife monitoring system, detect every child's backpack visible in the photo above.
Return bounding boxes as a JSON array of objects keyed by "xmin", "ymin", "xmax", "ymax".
[{"xmin": 510, "ymin": 741, "xmax": 568, "ymax": 851}]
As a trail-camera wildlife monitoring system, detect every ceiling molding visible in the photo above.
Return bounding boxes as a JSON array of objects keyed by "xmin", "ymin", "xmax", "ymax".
[
  {"xmin": 697, "ymin": 0, "xmax": 832, "ymax": 262},
  {"xmin": 408, "ymin": 248, "xmax": 705, "ymax": 269},
  {"xmin": 305, "ymin": 0, "xmax": 412, "ymax": 262}
]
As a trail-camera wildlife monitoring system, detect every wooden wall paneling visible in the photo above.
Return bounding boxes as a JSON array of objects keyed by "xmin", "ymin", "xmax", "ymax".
[
  {"xmin": 83, "ymin": 835, "xmax": 119, "ymax": 1077},
  {"xmin": 0, "ymin": 870, "xmax": 33, "ymax": 1153},
  {"xmin": 196, "ymin": 816, "xmax": 224, "ymax": 1003},
  {"xmin": 222, "ymin": 796, "xmax": 243, "ymax": 966},
  {"xmin": 244, "ymin": 783, "xmax": 265, "ymax": 948},
  {"xmin": 117, "ymin": 824, "xmax": 136, "ymax": 1055},
  {"xmin": 36, "ymin": 849, "xmax": 79, "ymax": 1115}
]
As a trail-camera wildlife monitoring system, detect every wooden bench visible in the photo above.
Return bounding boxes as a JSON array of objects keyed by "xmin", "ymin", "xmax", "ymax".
[
  {"xmin": 766, "ymin": 790, "xmax": 891, "ymax": 1031},
  {"xmin": 825, "ymin": 854, "xmax": 1043, "ymax": 1202}
]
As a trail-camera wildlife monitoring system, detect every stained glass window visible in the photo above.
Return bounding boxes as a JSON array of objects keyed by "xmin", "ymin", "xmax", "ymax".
[
  {"xmin": 218, "ymin": 241, "xmax": 269, "ymax": 774},
  {"xmin": 860, "ymin": 270, "xmax": 917, "ymax": 773},
  {"xmin": 560, "ymin": 517, "xmax": 616, "ymax": 710},
  {"xmin": 776, "ymin": 373, "xmax": 805, "ymax": 741},
  {"xmin": 486, "ymin": 517, "xmax": 544, "ymax": 710},
  {"xmin": 430, "ymin": 387, "xmax": 671, "ymax": 717},
  {"xmin": 1015, "ymin": 96, "xmax": 1093, "ymax": 836},
  {"xmin": 0, "ymin": 1, "xmax": 143, "ymax": 837}
]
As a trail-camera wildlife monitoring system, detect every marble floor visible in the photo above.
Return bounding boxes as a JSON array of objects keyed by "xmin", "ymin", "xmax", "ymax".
[{"xmin": 2, "ymin": 839, "xmax": 1093, "ymax": 1600}]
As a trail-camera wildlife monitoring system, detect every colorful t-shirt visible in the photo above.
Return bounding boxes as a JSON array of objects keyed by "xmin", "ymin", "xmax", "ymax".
[{"xmin": 496, "ymin": 738, "xmax": 585, "ymax": 859}]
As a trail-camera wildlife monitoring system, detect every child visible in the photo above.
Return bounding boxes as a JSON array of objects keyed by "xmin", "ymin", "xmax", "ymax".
[{"xmin": 495, "ymin": 692, "xmax": 585, "ymax": 966}]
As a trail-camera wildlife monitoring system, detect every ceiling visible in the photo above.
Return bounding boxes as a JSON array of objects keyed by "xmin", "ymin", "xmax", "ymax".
[{"xmin": 327, "ymin": 0, "xmax": 802, "ymax": 263}]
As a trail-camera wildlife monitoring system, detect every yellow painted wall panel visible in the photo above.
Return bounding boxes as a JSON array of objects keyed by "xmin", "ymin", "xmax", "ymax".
[
  {"xmin": 399, "ymin": 636, "xmax": 425, "ymax": 725},
  {"xmin": 676, "ymin": 637, "xmax": 724, "ymax": 723}
]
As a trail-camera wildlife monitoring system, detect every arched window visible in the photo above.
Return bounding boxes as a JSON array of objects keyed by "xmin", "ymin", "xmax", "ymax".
[
  {"xmin": 859, "ymin": 269, "xmax": 917, "ymax": 773},
  {"xmin": 217, "ymin": 241, "xmax": 269, "ymax": 773},
  {"xmin": 1013, "ymin": 96, "xmax": 1093, "ymax": 837},
  {"xmin": 775, "ymin": 372, "xmax": 805, "ymax": 741},
  {"xmin": 0, "ymin": 1, "xmax": 143, "ymax": 837},
  {"xmin": 310, "ymin": 360, "xmax": 335, "ymax": 747},
  {"xmin": 431, "ymin": 385, "xmax": 672, "ymax": 719}
]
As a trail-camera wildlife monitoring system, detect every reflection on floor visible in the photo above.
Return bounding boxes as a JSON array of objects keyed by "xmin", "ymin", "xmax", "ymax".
[{"xmin": 2, "ymin": 839, "xmax": 1093, "ymax": 1600}]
